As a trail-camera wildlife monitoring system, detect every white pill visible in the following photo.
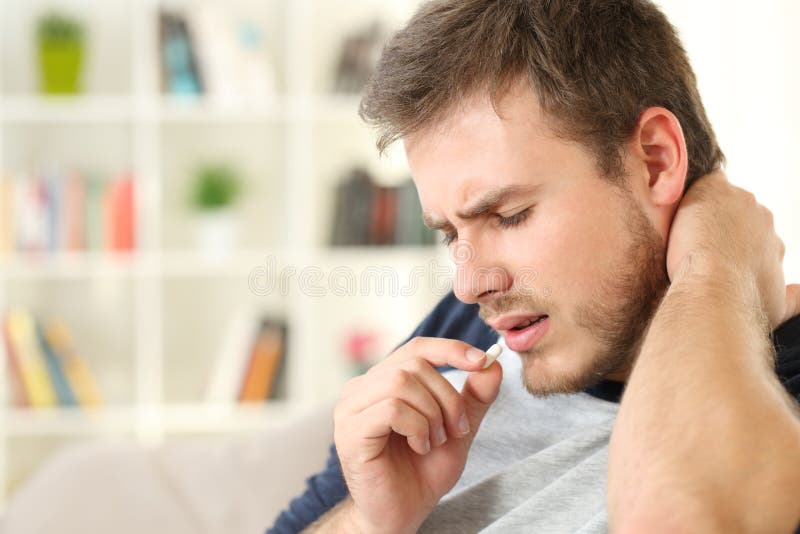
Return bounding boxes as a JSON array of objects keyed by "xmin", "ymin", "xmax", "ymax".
[{"xmin": 482, "ymin": 343, "xmax": 503, "ymax": 369}]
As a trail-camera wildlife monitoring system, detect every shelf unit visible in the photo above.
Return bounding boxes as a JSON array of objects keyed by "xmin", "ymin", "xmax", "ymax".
[{"xmin": 0, "ymin": 0, "xmax": 449, "ymax": 506}]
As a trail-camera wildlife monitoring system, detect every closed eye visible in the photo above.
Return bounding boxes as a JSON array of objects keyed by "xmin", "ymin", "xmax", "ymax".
[
  {"xmin": 441, "ymin": 229, "xmax": 458, "ymax": 246},
  {"xmin": 497, "ymin": 207, "xmax": 532, "ymax": 228},
  {"xmin": 440, "ymin": 208, "xmax": 531, "ymax": 246}
]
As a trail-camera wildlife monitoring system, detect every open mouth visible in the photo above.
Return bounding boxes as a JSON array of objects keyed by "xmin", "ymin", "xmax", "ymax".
[
  {"xmin": 511, "ymin": 315, "xmax": 548, "ymax": 331},
  {"xmin": 503, "ymin": 314, "xmax": 551, "ymax": 353}
]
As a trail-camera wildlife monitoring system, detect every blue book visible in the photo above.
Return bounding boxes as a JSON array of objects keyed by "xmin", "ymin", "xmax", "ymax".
[{"xmin": 35, "ymin": 319, "xmax": 77, "ymax": 406}]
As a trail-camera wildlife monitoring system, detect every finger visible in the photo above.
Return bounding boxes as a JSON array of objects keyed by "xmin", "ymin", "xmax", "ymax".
[
  {"xmin": 459, "ymin": 358, "xmax": 503, "ymax": 450},
  {"xmin": 340, "ymin": 367, "xmax": 445, "ymax": 443},
  {"xmin": 375, "ymin": 336, "xmax": 488, "ymax": 373},
  {"xmin": 376, "ymin": 357, "xmax": 469, "ymax": 445},
  {"xmin": 354, "ymin": 398, "xmax": 432, "ymax": 458}
]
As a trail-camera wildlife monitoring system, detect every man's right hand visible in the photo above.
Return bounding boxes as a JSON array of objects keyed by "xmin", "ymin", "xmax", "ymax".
[{"xmin": 332, "ymin": 336, "xmax": 503, "ymax": 533}]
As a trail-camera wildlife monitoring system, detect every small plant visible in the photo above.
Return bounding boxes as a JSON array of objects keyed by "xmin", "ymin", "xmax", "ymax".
[
  {"xmin": 37, "ymin": 12, "xmax": 85, "ymax": 94},
  {"xmin": 190, "ymin": 164, "xmax": 242, "ymax": 211}
]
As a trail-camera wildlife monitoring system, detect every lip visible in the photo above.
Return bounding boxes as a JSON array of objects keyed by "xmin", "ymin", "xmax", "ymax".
[
  {"xmin": 493, "ymin": 315, "xmax": 550, "ymax": 353},
  {"xmin": 486, "ymin": 313, "xmax": 547, "ymax": 332}
]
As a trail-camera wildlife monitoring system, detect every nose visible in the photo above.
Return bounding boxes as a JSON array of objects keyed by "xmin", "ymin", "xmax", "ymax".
[{"xmin": 451, "ymin": 239, "xmax": 512, "ymax": 304}]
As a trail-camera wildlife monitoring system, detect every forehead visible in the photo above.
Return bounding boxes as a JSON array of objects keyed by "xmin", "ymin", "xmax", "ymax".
[{"xmin": 403, "ymin": 86, "xmax": 566, "ymax": 210}]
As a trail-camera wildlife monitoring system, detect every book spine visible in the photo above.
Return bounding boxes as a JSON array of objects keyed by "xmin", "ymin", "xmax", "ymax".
[
  {"xmin": 2, "ymin": 315, "xmax": 30, "ymax": 407},
  {"xmin": 6, "ymin": 310, "xmax": 57, "ymax": 408},
  {"xmin": 106, "ymin": 175, "xmax": 135, "ymax": 251},
  {"xmin": 238, "ymin": 321, "xmax": 286, "ymax": 402},
  {"xmin": 35, "ymin": 320, "xmax": 77, "ymax": 406},
  {"xmin": 65, "ymin": 172, "xmax": 85, "ymax": 251},
  {"xmin": 205, "ymin": 309, "xmax": 263, "ymax": 405},
  {"xmin": 44, "ymin": 321, "xmax": 104, "ymax": 408}
]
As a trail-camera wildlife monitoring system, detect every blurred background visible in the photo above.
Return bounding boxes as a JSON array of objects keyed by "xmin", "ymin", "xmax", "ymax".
[{"xmin": 0, "ymin": 0, "xmax": 798, "ymax": 531}]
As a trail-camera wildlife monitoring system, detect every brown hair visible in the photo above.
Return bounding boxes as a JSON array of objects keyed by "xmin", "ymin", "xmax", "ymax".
[{"xmin": 359, "ymin": 0, "xmax": 724, "ymax": 187}]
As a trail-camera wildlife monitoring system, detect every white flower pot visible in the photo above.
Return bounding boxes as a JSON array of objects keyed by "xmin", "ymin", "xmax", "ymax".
[{"xmin": 194, "ymin": 209, "xmax": 239, "ymax": 260}]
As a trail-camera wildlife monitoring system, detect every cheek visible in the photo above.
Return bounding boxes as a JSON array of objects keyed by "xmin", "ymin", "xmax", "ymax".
[{"xmin": 523, "ymin": 195, "xmax": 629, "ymax": 303}]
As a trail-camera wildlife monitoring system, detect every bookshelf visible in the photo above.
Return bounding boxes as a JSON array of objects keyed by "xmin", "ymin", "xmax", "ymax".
[{"xmin": 0, "ymin": 0, "xmax": 450, "ymax": 507}]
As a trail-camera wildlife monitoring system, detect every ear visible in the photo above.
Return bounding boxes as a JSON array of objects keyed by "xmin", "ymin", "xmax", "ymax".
[{"xmin": 630, "ymin": 107, "xmax": 688, "ymax": 207}]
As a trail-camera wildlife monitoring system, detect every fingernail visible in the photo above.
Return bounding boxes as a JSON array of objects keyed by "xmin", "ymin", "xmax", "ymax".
[
  {"xmin": 436, "ymin": 425, "xmax": 447, "ymax": 446},
  {"xmin": 424, "ymin": 437, "xmax": 431, "ymax": 453},
  {"xmin": 466, "ymin": 348, "xmax": 485, "ymax": 362},
  {"xmin": 459, "ymin": 413, "xmax": 470, "ymax": 435}
]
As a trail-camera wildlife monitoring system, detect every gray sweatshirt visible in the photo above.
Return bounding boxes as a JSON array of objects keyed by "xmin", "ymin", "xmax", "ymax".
[{"xmin": 419, "ymin": 338, "xmax": 618, "ymax": 534}]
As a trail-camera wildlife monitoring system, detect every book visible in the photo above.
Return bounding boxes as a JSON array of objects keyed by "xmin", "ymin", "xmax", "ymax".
[
  {"xmin": 4, "ymin": 310, "xmax": 57, "ymax": 408},
  {"xmin": 44, "ymin": 320, "xmax": 104, "ymax": 407},
  {"xmin": 333, "ymin": 21, "xmax": 384, "ymax": 94},
  {"xmin": 105, "ymin": 174, "xmax": 135, "ymax": 251},
  {"xmin": 13, "ymin": 176, "xmax": 48, "ymax": 252},
  {"xmin": 330, "ymin": 169, "xmax": 436, "ymax": 247},
  {"xmin": 394, "ymin": 178, "xmax": 436, "ymax": 245},
  {"xmin": 3, "ymin": 169, "xmax": 133, "ymax": 254},
  {"xmin": 188, "ymin": 5, "xmax": 277, "ymax": 107},
  {"xmin": 330, "ymin": 167, "xmax": 375, "ymax": 246},
  {"xmin": 159, "ymin": 9, "xmax": 204, "ymax": 95},
  {"xmin": 65, "ymin": 172, "xmax": 85, "ymax": 251},
  {"xmin": 1, "ymin": 316, "xmax": 29, "ymax": 407},
  {"xmin": 35, "ymin": 321, "xmax": 77, "ymax": 406},
  {"xmin": 43, "ymin": 170, "xmax": 62, "ymax": 251},
  {"xmin": 84, "ymin": 174, "xmax": 104, "ymax": 251},
  {"xmin": 368, "ymin": 185, "xmax": 397, "ymax": 245},
  {"xmin": 238, "ymin": 319, "xmax": 287, "ymax": 402},
  {"xmin": 204, "ymin": 309, "xmax": 265, "ymax": 405}
]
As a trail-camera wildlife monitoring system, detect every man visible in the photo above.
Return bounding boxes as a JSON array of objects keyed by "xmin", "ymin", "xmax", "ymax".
[{"xmin": 270, "ymin": 0, "xmax": 800, "ymax": 532}]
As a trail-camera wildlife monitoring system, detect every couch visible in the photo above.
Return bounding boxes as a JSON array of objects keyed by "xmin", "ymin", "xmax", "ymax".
[{"xmin": 2, "ymin": 401, "xmax": 336, "ymax": 534}]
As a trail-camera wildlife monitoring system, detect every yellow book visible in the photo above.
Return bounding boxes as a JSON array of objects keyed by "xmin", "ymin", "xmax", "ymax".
[
  {"xmin": 44, "ymin": 320, "xmax": 104, "ymax": 407},
  {"xmin": 5, "ymin": 310, "xmax": 56, "ymax": 408},
  {"xmin": 238, "ymin": 322, "xmax": 285, "ymax": 402}
]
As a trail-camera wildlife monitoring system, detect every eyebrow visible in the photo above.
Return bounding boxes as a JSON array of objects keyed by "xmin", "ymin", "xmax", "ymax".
[{"xmin": 422, "ymin": 184, "xmax": 537, "ymax": 230}]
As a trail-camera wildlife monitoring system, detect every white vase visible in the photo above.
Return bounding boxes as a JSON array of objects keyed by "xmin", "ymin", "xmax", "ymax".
[{"xmin": 194, "ymin": 209, "xmax": 239, "ymax": 260}]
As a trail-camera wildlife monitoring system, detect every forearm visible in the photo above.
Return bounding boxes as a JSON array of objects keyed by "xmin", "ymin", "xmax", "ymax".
[
  {"xmin": 302, "ymin": 497, "xmax": 380, "ymax": 534},
  {"xmin": 608, "ymin": 255, "xmax": 800, "ymax": 533},
  {"xmin": 301, "ymin": 497, "xmax": 356, "ymax": 533}
]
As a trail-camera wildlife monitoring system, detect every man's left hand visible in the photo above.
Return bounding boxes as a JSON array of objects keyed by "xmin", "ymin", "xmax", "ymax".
[{"xmin": 665, "ymin": 170, "xmax": 800, "ymax": 329}]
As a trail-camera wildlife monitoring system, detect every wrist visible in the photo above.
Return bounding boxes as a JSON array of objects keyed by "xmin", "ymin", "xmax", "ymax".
[
  {"xmin": 671, "ymin": 251, "xmax": 757, "ymax": 300},
  {"xmin": 664, "ymin": 252, "xmax": 772, "ymax": 355},
  {"xmin": 341, "ymin": 500, "xmax": 416, "ymax": 534},
  {"xmin": 671, "ymin": 250, "xmax": 733, "ymax": 284}
]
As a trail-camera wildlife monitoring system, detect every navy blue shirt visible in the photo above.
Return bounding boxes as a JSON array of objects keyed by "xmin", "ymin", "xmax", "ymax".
[{"xmin": 267, "ymin": 291, "xmax": 800, "ymax": 533}]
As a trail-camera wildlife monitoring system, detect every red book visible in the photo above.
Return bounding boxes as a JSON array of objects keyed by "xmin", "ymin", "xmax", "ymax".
[
  {"xmin": 106, "ymin": 174, "xmax": 135, "ymax": 251},
  {"xmin": 369, "ymin": 186, "xmax": 398, "ymax": 245}
]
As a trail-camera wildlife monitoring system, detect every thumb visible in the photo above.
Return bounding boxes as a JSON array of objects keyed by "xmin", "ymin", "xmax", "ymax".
[
  {"xmin": 459, "ymin": 360, "xmax": 503, "ymax": 448},
  {"xmin": 780, "ymin": 284, "xmax": 800, "ymax": 326}
]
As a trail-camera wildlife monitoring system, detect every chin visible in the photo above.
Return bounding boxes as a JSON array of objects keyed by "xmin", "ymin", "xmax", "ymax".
[{"xmin": 518, "ymin": 347, "xmax": 607, "ymax": 397}]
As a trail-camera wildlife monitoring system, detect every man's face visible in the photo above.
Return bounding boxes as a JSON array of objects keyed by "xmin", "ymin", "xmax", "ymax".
[{"xmin": 405, "ymin": 86, "xmax": 670, "ymax": 395}]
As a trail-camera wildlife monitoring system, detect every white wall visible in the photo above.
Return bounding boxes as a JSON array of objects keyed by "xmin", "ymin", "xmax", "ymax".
[{"xmin": 658, "ymin": 0, "xmax": 800, "ymax": 281}]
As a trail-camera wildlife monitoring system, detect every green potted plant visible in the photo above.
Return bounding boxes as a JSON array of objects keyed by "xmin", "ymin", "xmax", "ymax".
[
  {"xmin": 37, "ymin": 12, "xmax": 85, "ymax": 94},
  {"xmin": 189, "ymin": 163, "xmax": 243, "ymax": 259}
]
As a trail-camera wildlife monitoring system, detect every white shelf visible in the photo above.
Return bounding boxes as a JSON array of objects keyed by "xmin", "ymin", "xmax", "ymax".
[
  {"xmin": 156, "ymin": 95, "xmax": 291, "ymax": 123},
  {"xmin": 0, "ymin": 95, "xmax": 135, "ymax": 123},
  {"xmin": 0, "ymin": 94, "xmax": 365, "ymax": 124},
  {"xmin": 0, "ymin": 247, "xmax": 447, "ymax": 279},
  {"xmin": 1, "ymin": 252, "xmax": 139, "ymax": 279},
  {"xmin": 0, "ymin": 0, "xmax": 431, "ymax": 506},
  {"xmin": 5, "ymin": 401, "xmax": 321, "ymax": 436}
]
